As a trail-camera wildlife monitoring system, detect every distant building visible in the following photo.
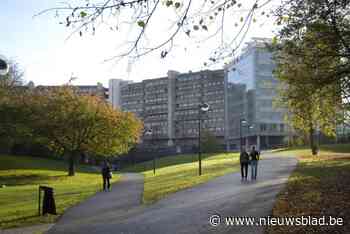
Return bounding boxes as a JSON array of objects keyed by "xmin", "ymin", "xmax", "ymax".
[
  {"xmin": 36, "ymin": 84, "xmax": 108, "ymax": 100},
  {"xmin": 112, "ymin": 69, "xmax": 225, "ymax": 152},
  {"xmin": 224, "ymin": 38, "xmax": 289, "ymax": 150},
  {"xmin": 108, "ymin": 79, "xmax": 133, "ymax": 109},
  {"xmin": 111, "ymin": 37, "xmax": 291, "ymax": 151},
  {"xmin": 74, "ymin": 84, "xmax": 108, "ymax": 99}
]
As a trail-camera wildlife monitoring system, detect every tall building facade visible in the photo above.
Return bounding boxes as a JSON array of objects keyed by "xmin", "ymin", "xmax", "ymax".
[
  {"xmin": 224, "ymin": 38, "xmax": 289, "ymax": 150},
  {"xmin": 173, "ymin": 70, "xmax": 225, "ymax": 151},
  {"xmin": 109, "ymin": 79, "xmax": 133, "ymax": 109},
  {"xmin": 113, "ymin": 70, "xmax": 225, "ymax": 152},
  {"xmin": 109, "ymin": 38, "xmax": 289, "ymax": 151}
]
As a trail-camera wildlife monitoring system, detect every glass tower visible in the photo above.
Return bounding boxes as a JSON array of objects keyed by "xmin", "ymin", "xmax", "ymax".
[{"xmin": 225, "ymin": 38, "xmax": 288, "ymax": 150}]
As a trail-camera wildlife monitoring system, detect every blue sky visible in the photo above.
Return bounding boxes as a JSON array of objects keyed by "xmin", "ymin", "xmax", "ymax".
[
  {"xmin": 0, "ymin": 0, "xmax": 276, "ymax": 86},
  {"xmin": 1, "ymin": 0, "xmax": 74, "ymax": 84}
]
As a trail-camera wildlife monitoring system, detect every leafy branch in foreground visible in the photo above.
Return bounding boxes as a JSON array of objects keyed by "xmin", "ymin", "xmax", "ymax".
[{"xmin": 36, "ymin": 0, "xmax": 275, "ymax": 65}]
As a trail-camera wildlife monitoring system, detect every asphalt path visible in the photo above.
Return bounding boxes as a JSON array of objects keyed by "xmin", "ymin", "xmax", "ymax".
[{"xmin": 47, "ymin": 154, "xmax": 297, "ymax": 234}]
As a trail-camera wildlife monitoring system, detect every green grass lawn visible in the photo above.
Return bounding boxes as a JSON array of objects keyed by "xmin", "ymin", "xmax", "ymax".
[
  {"xmin": 124, "ymin": 152, "xmax": 240, "ymax": 204},
  {"xmin": 269, "ymin": 143, "xmax": 350, "ymax": 156},
  {"xmin": 0, "ymin": 155, "xmax": 120, "ymax": 229},
  {"xmin": 267, "ymin": 144, "xmax": 350, "ymax": 233}
]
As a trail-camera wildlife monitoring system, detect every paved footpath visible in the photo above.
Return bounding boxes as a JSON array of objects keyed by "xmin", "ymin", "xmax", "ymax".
[{"xmin": 47, "ymin": 154, "xmax": 297, "ymax": 234}]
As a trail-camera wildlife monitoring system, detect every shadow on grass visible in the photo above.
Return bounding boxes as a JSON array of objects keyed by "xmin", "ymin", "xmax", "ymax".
[
  {"xmin": 270, "ymin": 144, "xmax": 350, "ymax": 154},
  {"xmin": 1, "ymin": 214, "xmax": 57, "ymax": 229},
  {"xmin": 295, "ymin": 159, "xmax": 350, "ymax": 179},
  {"xmin": 122, "ymin": 154, "xmax": 197, "ymax": 173},
  {"xmin": 1, "ymin": 215, "xmax": 41, "ymax": 226},
  {"xmin": 320, "ymin": 143, "xmax": 350, "ymax": 153},
  {"xmin": 1, "ymin": 174, "xmax": 68, "ymax": 186},
  {"xmin": 142, "ymin": 158, "xmax": 240, "ymax": 203},
  {"xmin": 269, "ymin": 146, "xmax": 307, "ymax": 153},
  {"xmin": 122, "ymin": 152, "xmax": 238, "ymax": 173},
  {"xmin": 0, "ymin": 154, "xmax": 99, "ymax": 175}
]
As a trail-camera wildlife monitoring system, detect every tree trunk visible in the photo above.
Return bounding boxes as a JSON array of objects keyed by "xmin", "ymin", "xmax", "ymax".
[
  {"xmin": 309, "ymin": 125, "xmax": 318, "ymax": 155},
  {"xmin": 68, "ymin": 152, "xmax": 76, "ymax": 176}
]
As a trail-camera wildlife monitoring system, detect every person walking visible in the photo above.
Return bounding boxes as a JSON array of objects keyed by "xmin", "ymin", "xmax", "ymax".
[
  {"xmin": 240, "ymin": 148, "xmax": 249, "ymax": 180},
  {"xmin": 101, "ymin": 161, "xmax": 112, "ymax": 192},
  {"xmin": 250, "ymin": 146, "xmax": 260, "ymax": 180}
]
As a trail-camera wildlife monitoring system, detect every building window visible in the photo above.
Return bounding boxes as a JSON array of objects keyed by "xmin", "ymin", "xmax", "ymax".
[{"xmin": 280, "ymin": 124, "xmax": 284, "ymax": 132}]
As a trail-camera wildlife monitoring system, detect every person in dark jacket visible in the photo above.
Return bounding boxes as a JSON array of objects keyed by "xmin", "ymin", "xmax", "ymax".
[
  {"xmin": 101, "ymin": 161, "xmax": 112, "ymax": 192},
  {"xmin": 240, "ymin": 148, "xmax": 249, "ymax": 180},
  {"xmin": 249, "ymin": 146, "xmax": 260, "ymax": 180}
]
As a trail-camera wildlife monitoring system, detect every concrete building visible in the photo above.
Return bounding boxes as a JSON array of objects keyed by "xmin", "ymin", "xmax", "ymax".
[
  {"xmin": 224, "ymin": 38, "xmax": 289, "ymax": 150},
  {"xmin": 108, "ymin": 79, "xmax": 133, "ymax": 109},
  {"xmin": 74, "ymin": 84, "xmax": 108, "ymax": 99},
  {"xmin": 173, "ymin": 70, "xmax": 225, "ymax": 151},
  {"xmin": 114, "ymin": 70, "xmax": 225, "ymax": 153},
  {"xmin": 109, "ymin": 38, "xmax": 290, "ymax": 151}
]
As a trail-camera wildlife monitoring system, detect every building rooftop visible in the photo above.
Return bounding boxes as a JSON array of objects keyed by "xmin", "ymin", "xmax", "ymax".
[{"xmin": 225, "ymin": 37, "xmax": 272, "ymax": 69}]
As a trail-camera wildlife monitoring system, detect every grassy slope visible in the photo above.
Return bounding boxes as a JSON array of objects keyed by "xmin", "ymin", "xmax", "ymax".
[
  {"xmin": 124, "ymin": 152, "xmax": 240, "ymax": 204},
  {"xmin": 0, "ymin": 155, "xmax": 119, "ymax": 229},
  {"xmin": 267, "ymin": 144, "xmax": 350, "ymax": 233}
]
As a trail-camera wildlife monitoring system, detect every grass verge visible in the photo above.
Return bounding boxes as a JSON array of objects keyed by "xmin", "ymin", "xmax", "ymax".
[
  {"xmin": 267, "ymin": 144, "xmax": 350, "ymax": 233},
  {"xmin": 0, "ymin": 155, "xmax": 120, "ymax": 229},
  {"xmin": 124, "ymin": 152, "xmax": 239, "ymax": 204}
]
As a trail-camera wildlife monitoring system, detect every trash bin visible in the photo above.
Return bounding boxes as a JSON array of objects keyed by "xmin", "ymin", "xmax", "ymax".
[{"xmin": 39, "ymin": 186, "xmax": 57, "ymax": 215}]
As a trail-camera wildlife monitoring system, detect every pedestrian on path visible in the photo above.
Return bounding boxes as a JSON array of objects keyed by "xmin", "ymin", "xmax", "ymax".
[
  {"xmin": 249, "ymin": 146, "xmax": 260, "ymax": 180},
  {"xmin": 101, "ymin": 161, "xmax": 112, "ymax": 192},
  {"xmin": 240, "ymin": 148, "xmax": 249, "ymax": 180}
]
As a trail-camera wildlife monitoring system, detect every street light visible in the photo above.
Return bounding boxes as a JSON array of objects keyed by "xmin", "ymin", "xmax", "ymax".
[
  {"xmin": 198, "ymin": 103, "xmax": 210, "ymax": 176},
  {"xmin": 0, "ymin": 55, "xmax": 9, "ymax": 76},
  {"xmin": 144, "ymin": 128, "xmax": 156, "ymax": 175},
  {"xmin": 246, "ymin": 124, "xmax": 254, "ymax": 149},
  {"xmin": 239, "ymin": 118, "xmax": 247, "ymax": 152}
]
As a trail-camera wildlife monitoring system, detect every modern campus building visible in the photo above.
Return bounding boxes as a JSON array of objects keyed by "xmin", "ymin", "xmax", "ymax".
[
  {"xmin": 224, "ymin": 38, "xmax": 289, "ymax": 150},
  {"xmin": 109, "ymin": 38, "xmax": 290, "ymax": 151}
]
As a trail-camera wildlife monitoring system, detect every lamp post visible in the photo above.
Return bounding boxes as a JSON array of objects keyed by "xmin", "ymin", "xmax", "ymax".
[
  {"xmin": 198, "ymin": 103, "xmax": 210, "ymax": 176},
  {"xmin": 239, "ymin": 118, "xmax": 247, "ymax": 151},
  {"xmin": 246, "ymin": 124, "xmax": 254, "ymax": 149},
  {"xmin": 144, "ymin": 128, "xmax": 156, "ymax": 175},
  {"xmin": 0, "ymin": 55, "xmax": 9, "ymax": 76}
]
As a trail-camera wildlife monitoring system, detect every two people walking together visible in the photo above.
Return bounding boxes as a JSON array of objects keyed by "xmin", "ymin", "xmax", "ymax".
[{"xmin": 240, "ymin": 146, "xmax": 260, "ymax": 181}]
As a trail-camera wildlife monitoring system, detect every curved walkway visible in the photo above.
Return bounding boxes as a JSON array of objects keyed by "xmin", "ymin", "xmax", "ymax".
[
  {"xmin": 47, "ymin": 173, "xmax": 144, "ymax": 234},
  {"xmin": 48, "ymin": 154, "xmax": 297, "ymax": 234}
]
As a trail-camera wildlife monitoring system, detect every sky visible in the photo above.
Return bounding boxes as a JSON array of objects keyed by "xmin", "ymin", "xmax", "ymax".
[{"xmin": 0, "ymin": 0, "xmax": 278, "ymax": 87}]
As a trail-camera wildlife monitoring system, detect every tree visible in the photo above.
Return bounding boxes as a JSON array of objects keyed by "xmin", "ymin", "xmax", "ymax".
[
  {"xmin": 38, "ymin": 0, "xmax": 275, "ymax": 65},
  {"xmin": 0, "ymin": 60, "xmax": 24, "ymax": 89},
  {"xmin": 276, "ymin": 79, "xmax": 341, "ymax": 154},
  {"xmin": 275, "ymin": 0, "xmax": 350, "ymax": 105},
  {"xmin": 28, "ymin": 86, "xmax": 142, "ymax": 176},
  {"xmin": 274, "ymin": 1, "xmax": 350, "ymax": 135},
  {"xmin": 0, "ymin": 92, "xmax": 33, "ymax": 153},
  {"xmin": 274, "ymin": 28, "xmax": 343, "ymax": 154},
  {"xmin": 0, "ymin": 61, "xmax": 28, "ymax": 153}
]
